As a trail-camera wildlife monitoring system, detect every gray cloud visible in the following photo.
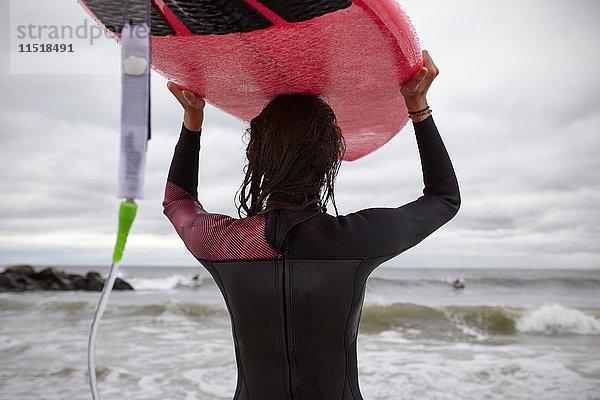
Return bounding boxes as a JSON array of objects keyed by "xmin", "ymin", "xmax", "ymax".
[{"xmin": 1, "ymin": 0, "xmax": 599, "ymax": 268}]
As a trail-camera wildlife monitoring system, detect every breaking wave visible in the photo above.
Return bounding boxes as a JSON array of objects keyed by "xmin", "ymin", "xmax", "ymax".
[
  {"xmin": 516, "ymin": 304, "xmax": 600, "ymax": 335},
  {"xmin": 126, "ymin": 275, "xmax": 212, "ymax": 291},
  {"xmin": 359, "ymin": 302, "xmax": 600, "ymax": 338},
  {"xmin": 2, "ymin": 296, "xmax": 598, "ymax": 339}
]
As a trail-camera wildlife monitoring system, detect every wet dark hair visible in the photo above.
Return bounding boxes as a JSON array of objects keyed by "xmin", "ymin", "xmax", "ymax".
[{"xmin": 237, "ymin": 94, "xmax": 346, "ymax": 217}]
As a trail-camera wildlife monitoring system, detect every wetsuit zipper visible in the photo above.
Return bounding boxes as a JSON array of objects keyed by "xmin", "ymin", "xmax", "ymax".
[{"xmin": 281, "ymin": 251, "xmax": 294, "ymax": 399}]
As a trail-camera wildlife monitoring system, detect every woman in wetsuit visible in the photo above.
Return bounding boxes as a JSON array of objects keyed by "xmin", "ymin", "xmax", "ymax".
[{"xmin": 163, "ymin": 50, "xmax": 459, "ymax": 400}]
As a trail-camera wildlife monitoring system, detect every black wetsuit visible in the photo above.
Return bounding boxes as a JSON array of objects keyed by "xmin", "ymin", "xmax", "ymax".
[{"xmin": 163, "ymin": 116, "xmax": 460, "ymax": 400}]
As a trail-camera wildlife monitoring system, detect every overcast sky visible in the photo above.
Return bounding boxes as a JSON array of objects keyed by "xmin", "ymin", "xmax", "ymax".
[{"xmin": 1, "ymin": 0, "xmax": 599, "ymax": 269}]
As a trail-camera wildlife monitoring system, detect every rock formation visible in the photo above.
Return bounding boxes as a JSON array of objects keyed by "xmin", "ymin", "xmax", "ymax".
[{"xmin": 0, "ymin": 265, "xmax": 134, "ymax": 292}]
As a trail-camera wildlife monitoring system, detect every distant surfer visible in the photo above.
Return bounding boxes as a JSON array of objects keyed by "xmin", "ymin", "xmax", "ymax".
[
  {"xmin": 163, "ymin": 50, "xmax": 459, "ymax": 398},
  {"xmin": 453, "ymin": 279, "xmax": 465, "ymax": 289}
]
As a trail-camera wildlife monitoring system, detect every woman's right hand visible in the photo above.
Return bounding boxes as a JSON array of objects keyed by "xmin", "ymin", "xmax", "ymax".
[
  {"xmin": 401, "ymin": 50, "xmax": 439, "ymax": 121},
  {"xmin": 167, "ymin": 81, "xmax": 206, "ymax": 131}
]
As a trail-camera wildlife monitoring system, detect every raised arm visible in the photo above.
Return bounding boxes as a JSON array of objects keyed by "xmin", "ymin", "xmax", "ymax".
[
  {"xmin": 370, "ymin": 50, "xmax": 460, "ymax": 256},
  {"xmin": 162, "ymin": 83, "xmax": 279, "ymax": 262},
  {"xmin": 163, "ymin": 82, "xmax": 205, "ymax": 204},
  {"xmin": 359, "ymin": 50, "xmax": 460, "ymax": 257},
  {"xmin": 162, "ymin": 82, "xmax": 211, "ymax": 248},
  {"xmin": 404, "ymin": 51, "xmax": 460, "ymax": 212},
  {"xmin": 162, "ymin": 82, "xmax": 218, "ymax": 256},
  {"xmin": 297, "ymin": 51, "xmax": 460, "ymax": 261}
]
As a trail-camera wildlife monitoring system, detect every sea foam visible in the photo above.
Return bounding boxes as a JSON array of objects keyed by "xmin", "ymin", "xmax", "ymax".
[
  {"xmin": 516, "ymin": 304, "xmax": 600, "ymax": 335},
  {"xmin": 126, "ymin": 274, "xmax": 206, "ymax": 290}
]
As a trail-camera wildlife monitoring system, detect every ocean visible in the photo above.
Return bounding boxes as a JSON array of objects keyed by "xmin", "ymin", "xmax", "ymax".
[{"xmin": 1, "ymin": 266, "xmax": 599, "ymax": 400}]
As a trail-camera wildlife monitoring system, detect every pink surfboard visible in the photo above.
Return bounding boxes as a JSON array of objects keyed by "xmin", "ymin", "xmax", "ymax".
[{"xmin": 77, "ymin": 0, "xmax": 422, "ymax": 161}]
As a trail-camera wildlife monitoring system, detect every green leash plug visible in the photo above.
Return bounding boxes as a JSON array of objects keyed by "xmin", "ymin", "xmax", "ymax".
[{"xmin": 112, "ymin": 200, "xmax": 137, "ymax": 264}]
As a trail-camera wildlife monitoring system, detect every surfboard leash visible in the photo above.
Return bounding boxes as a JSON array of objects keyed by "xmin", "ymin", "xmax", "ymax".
[
  {"xmin": 87, "ymin": 5, "xmax": 151, "ymax": 398},
  {"xmin": 87, "ymin": 200, "xmax": 137, "ymax": 400}
]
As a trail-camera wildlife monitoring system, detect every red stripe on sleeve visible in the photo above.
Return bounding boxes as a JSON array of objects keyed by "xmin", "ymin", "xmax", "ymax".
[{"xmin": 164, "ymin": 181, "xmax": 280, "ymax": 261}]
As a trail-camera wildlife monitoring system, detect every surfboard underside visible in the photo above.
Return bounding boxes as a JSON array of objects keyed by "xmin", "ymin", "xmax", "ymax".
[{"xmin": 78, "ymin": 0, "xmax": 422, "ymax": 161}]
